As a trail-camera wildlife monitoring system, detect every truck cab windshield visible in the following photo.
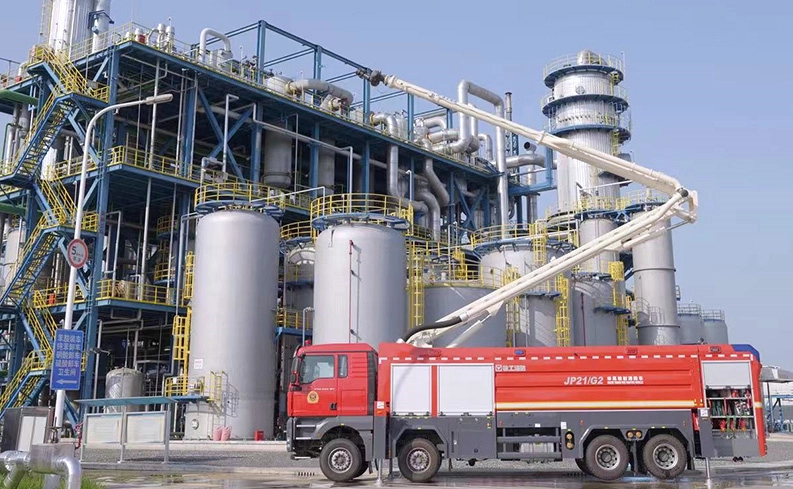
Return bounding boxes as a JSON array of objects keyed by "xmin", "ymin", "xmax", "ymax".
[{"xmin": 299, "ymin": 355, "xmax": 335, "ymax": 384}]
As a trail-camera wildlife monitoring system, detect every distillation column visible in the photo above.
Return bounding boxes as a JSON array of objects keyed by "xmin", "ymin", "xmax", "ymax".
[{"xmin": 541, "ymin": 50, "xmax": 632, "ymax": 345}]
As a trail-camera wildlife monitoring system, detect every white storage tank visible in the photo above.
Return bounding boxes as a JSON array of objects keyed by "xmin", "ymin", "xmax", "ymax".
[
  {"xmin": 678, "ymin": 303, "xmax": 705, "ymax": 345},
  {"xmin": 313, "ymin": 223, "xmax": 406, "ymax": 347},
  {"xmin": 104, "ymin": 367, "xmax": 144, "ymax": 413},
  {"xmin": 424, "ymin": 285, "xmax": 507, "ymax": 347},
  {"xmin": 185, "ymin": 210, "xmax": 279, "ymax": 440}
]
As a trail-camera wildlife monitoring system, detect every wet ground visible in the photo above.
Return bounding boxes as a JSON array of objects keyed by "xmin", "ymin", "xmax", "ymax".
[{"xmin": 91, "ymin": 468, "xmax": 793, "ymax": 489}]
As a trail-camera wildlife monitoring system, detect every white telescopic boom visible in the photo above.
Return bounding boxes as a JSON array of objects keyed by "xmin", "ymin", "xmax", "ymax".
[{"xmin": 356, "ymin": 69, "xmax": 698, "ymax": 346}]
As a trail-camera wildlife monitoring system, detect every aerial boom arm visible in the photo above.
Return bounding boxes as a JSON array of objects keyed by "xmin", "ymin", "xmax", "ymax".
[{"xmin": 355, "ymin": 70, "xmax": 698, "ymax": 346}]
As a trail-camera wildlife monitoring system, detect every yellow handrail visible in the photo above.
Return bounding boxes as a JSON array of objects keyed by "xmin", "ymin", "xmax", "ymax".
[
  {"xmin": 310, "ymin": 193, "xmax": 413, "ymax": 229},
  {"xmin": 555, "ymin": 275, "xmax": 571, "ymax": 347}
]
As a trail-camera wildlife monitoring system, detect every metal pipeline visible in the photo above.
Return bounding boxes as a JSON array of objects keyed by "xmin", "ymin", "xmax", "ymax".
[
  {"xmin": 421, "ymin": 116, "xmax": 447, "ymax": 130},
  {"xmin": 286, "ymin": 79, "xmax": 353, "ymax": 110},
  {"xmin": 0, "ymin": 450, "xmax": 81, "ymax": 489},
  {"xmin": 428, "ymin": 129, "xmax": 458, "ymax": 144},
  {"xmin": 415, "ymin": 176, "xmax": 440, "ymax": 240},
  {"xmin": 478, "ymin": 133, "xmax": 493, "ymax": 161},
  {"xmin": 506, "ymin": 152, "xmax": 545, "ymax": 169},
  {"xmin": 458, "ymin": 80, "xmax": 508, "ymax": 227},
  {"xmin": 467, "ymin": 109, "xmax": 480, "ymax": 153},
  {"xmin": 199, "ymin": 28, "xmax": 231, "ymax": 63},
  {"xmin": 419, "ymin": 140, "xmax": 450, "ymax": 208},
  {"xmin": 506, "ymin": 153, "xmax": 545, "ymax": 223}
]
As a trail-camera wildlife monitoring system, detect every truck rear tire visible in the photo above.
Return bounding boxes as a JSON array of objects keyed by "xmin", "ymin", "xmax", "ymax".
[
  {"xmin": 319, "ymin": 438, "xmax": 362, "ymax": 482},
  {"xmin": 585, "ymin": 435, "xmax": 629, "ymax": 481},
  {"xmin": 642, "ymin": 434, "xmax": 687, "ymax": 480},
  {"xmin": 398, "ymin": 437, "xmax": 441, "ymax": 483}
]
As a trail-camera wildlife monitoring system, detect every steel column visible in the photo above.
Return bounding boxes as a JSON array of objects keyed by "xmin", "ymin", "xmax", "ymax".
[{"xmin": 80, "ymin": 48, "xmax": 119, "ymax": 404}]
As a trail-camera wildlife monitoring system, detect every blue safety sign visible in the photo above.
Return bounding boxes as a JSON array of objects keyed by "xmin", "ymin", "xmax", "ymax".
[{"xmin": 50, "ymin": 329, "xmax": 84, "ymax": 391}]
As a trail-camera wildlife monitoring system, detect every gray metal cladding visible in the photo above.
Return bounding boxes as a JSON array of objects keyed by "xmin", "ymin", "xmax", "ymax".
[
  {"xmin": 189, "ymin": 210, "xmax": 278, "ymax": 439},
  {"xmin": 313, "ymin": 223, "xmax": 407, "ymax": 348}
]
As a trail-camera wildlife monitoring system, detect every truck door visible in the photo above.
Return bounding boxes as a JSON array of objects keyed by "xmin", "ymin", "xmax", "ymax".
[
  {"xmin": 336, "ymin": 353, "xmax": 369, "ymax": 416},
  {"xmin": 293, "ymin": 354, "xmax": 339, "ymax": 417}
]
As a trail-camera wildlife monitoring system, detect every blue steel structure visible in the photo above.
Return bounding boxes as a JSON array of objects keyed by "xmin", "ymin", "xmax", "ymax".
[{"xmin": 0, "ymin": 19, "xmax": 552, "ymax": 424}]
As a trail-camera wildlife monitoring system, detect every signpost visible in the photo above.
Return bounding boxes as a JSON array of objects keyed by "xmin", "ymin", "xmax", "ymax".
[
  {"xmin": 66, "ymin": 239, "xmax": 88, "ymax": 269},
  {"xmin": 50, "ymin": 330, "xmax": 84, "ymax": 391}
]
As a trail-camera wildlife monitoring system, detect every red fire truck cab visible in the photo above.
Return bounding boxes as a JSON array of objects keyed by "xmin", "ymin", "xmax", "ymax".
[{"xmin": 286, "ymin": 342, "xmax": 766, "ymax": 483}]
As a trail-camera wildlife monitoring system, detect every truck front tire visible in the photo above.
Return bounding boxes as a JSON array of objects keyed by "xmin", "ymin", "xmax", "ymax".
[
  {"xmin": 642, "ymin": 434, "xmax": 687, "ymax": 480},
  {"xmin": 398, "ymin": 437, "xmax": 441, "ymax": 483},
  {"xmin": 585, "ymin": 435, "xmax": 629, "ymax": 481},
  {"xmin": 319, "ymin": 438, "xmax": 363, "ymax": 482}
]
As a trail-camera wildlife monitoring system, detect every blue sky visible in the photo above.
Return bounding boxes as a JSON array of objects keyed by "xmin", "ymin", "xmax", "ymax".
[{"xmin": 1, "ymin": 1, "xmax": 791, "ymax": 366}]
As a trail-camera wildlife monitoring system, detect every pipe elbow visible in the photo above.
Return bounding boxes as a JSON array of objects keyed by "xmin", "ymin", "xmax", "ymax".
[
  {"xmin": 54, "ymin": 456, "xmax": 82, "ymax": 489},
  {"xmin": 199, "ymin": 28, "xmax": 231, "ymax": 59}
]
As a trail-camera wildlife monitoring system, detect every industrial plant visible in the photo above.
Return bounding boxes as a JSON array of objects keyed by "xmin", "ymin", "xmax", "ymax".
[{"xmin": 0, "ymin": 0, "xmax": 732, "ymax": 440}]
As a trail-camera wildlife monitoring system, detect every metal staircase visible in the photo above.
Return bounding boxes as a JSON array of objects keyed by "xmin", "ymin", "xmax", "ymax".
[{"xmin": 0, "ymin": 45, "xmax": 108, "ymax": 417}]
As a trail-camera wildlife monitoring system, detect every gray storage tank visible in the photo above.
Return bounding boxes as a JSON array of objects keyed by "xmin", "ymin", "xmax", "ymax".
[
  {"xmin": 104, "ymin": 368, "xmax": 144, "ymax": 413},
  {"xmin": 702, "ymin": 309, "xmax": 729, "ymax": 344},
  {"xmin": 573, "ymin": 218, "xmax": 618, "ymax": 346},
  {"xmin": 424, "ymin": 285, "xmax": 507, "ymax": 347},
  {"xmin": 284, "ymin": 245, "xmax": 315, "ymax": 312},
  {"xmin": 185, "ymin": 210, "xmax": 279, "ymax": 440},
  {"xmin": 478, "ymin": 246, "xmax": 558, "ymax": 347},
  {"xmin": 678, "ymin": 303, "xmax": 705, "ymax": 345},
  {"xmin": 313, "ymin": 223, "xmax": 406, "ymax": 347}
]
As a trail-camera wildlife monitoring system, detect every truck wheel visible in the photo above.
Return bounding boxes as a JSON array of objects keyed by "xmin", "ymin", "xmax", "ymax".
[
  {"xmin": 353, "ymin": 459, "xmax": 369, "ymax": 479},
  {"xmin": 585, "ymin": 435, "xmax": 629, "ymax": 481},
  {"xmin": 398, "ymin": 437, "xmax": 441, "ymax": 483},
  {"xmin": 319, "ymin": 438, "xmax": 362, "ymax": 482},
  {"xmin": 575, "ymin": 457, "xmax": 591, "ymax": 475},
  {"xmin": 642, "ymin": 434, "xmax": 686, "ymax": 480}
]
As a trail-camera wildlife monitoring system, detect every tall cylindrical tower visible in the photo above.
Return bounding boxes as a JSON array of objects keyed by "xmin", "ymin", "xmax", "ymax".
[
  {"xmin": 542, "ymin": 50, "xmax": 632, "ymax": 345},
  {"xmin": 185, "ymin": 210, "xmax": 279, "ymax": 439},
  {"xmin": 542, "ymin": 50, "xmax": 630, "ymax": 210}
]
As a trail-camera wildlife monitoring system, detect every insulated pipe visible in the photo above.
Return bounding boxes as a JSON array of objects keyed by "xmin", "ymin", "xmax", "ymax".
[
  {"xmin": 457, "ymin": 80, "xmax": 508, "ymax": 227},
  {"xmin": 467, "ymin": 109, "xmax": 480, "ymax": 152},
  {"xmin": 0, "ymin": 451, "xmax": 81, "ymax": 489},
  {"xmin": 478, "ymin": 133, "xmax": 493, "ymax": 161},
  {"xmin": 421, "ymin": 116, "xmax": 446, "ymax": 130},
  {"xmin": 419, "ymin": 140, "xmax": 450, "ymax": 207},
  {"xmin": 199, "ymin": 28, "xmax": 231, "ymax": 63},
  {"xmin": 287, "ymin": 79, "xmax": 353, "ymax": 108},
  {"xmin": 506, "ymin": 153, "xmax": 545, "ymax": 169},
  {"xmin": 428, "ymin": 129, "xmax": 458, "ymax": 144},
  {"xmin": 506, "ymin": 153, "xmax": 545, "ymax": 223},
  {"xmin": 415, "ymin": 178, "xmax": 440, "ymax": 240}
]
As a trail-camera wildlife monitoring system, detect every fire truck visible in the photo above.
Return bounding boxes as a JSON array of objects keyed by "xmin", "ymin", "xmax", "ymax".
[
  {"xmin": 286, "ymin": 71, "xmax": 767, "ymax": 482},
  {"xmin": 287, "ymin": 342, "xmax": 765, "ymax": 482}
]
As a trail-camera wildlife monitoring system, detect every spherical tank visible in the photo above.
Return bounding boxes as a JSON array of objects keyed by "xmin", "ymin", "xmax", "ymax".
[
  {"xmin": 313, "ymin": 223, "xmax": 406, "ymax": 348},
  {"xmin": 703, "ymin": 311, "xmax": 729, "ymax": 344},
  {"xmin": 284, "ymin": 245, "xmax": 314, "ymax": 312},
  {"xmin": 105, "ymin": 368, "xmax": 144, "ymax": 413},
  {"xmin": 678, "ymin": 304, "xmax": 705, "ymax": 345},
  {"xmin": 424, "ymin": 286, "xmax": 506, "ymax": 347},
  {"xmin": 479, "ymin": 246, "xmax": 557, "ymax": 346},
  {"xmin": 187, "ymin": 210, "xmax": 279, "ymax": 439}
]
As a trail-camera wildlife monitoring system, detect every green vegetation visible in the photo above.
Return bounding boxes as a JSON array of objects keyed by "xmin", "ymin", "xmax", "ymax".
[{"xmin": 15, "ymin": 474, "xmax": 103, "ymax": 489}]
